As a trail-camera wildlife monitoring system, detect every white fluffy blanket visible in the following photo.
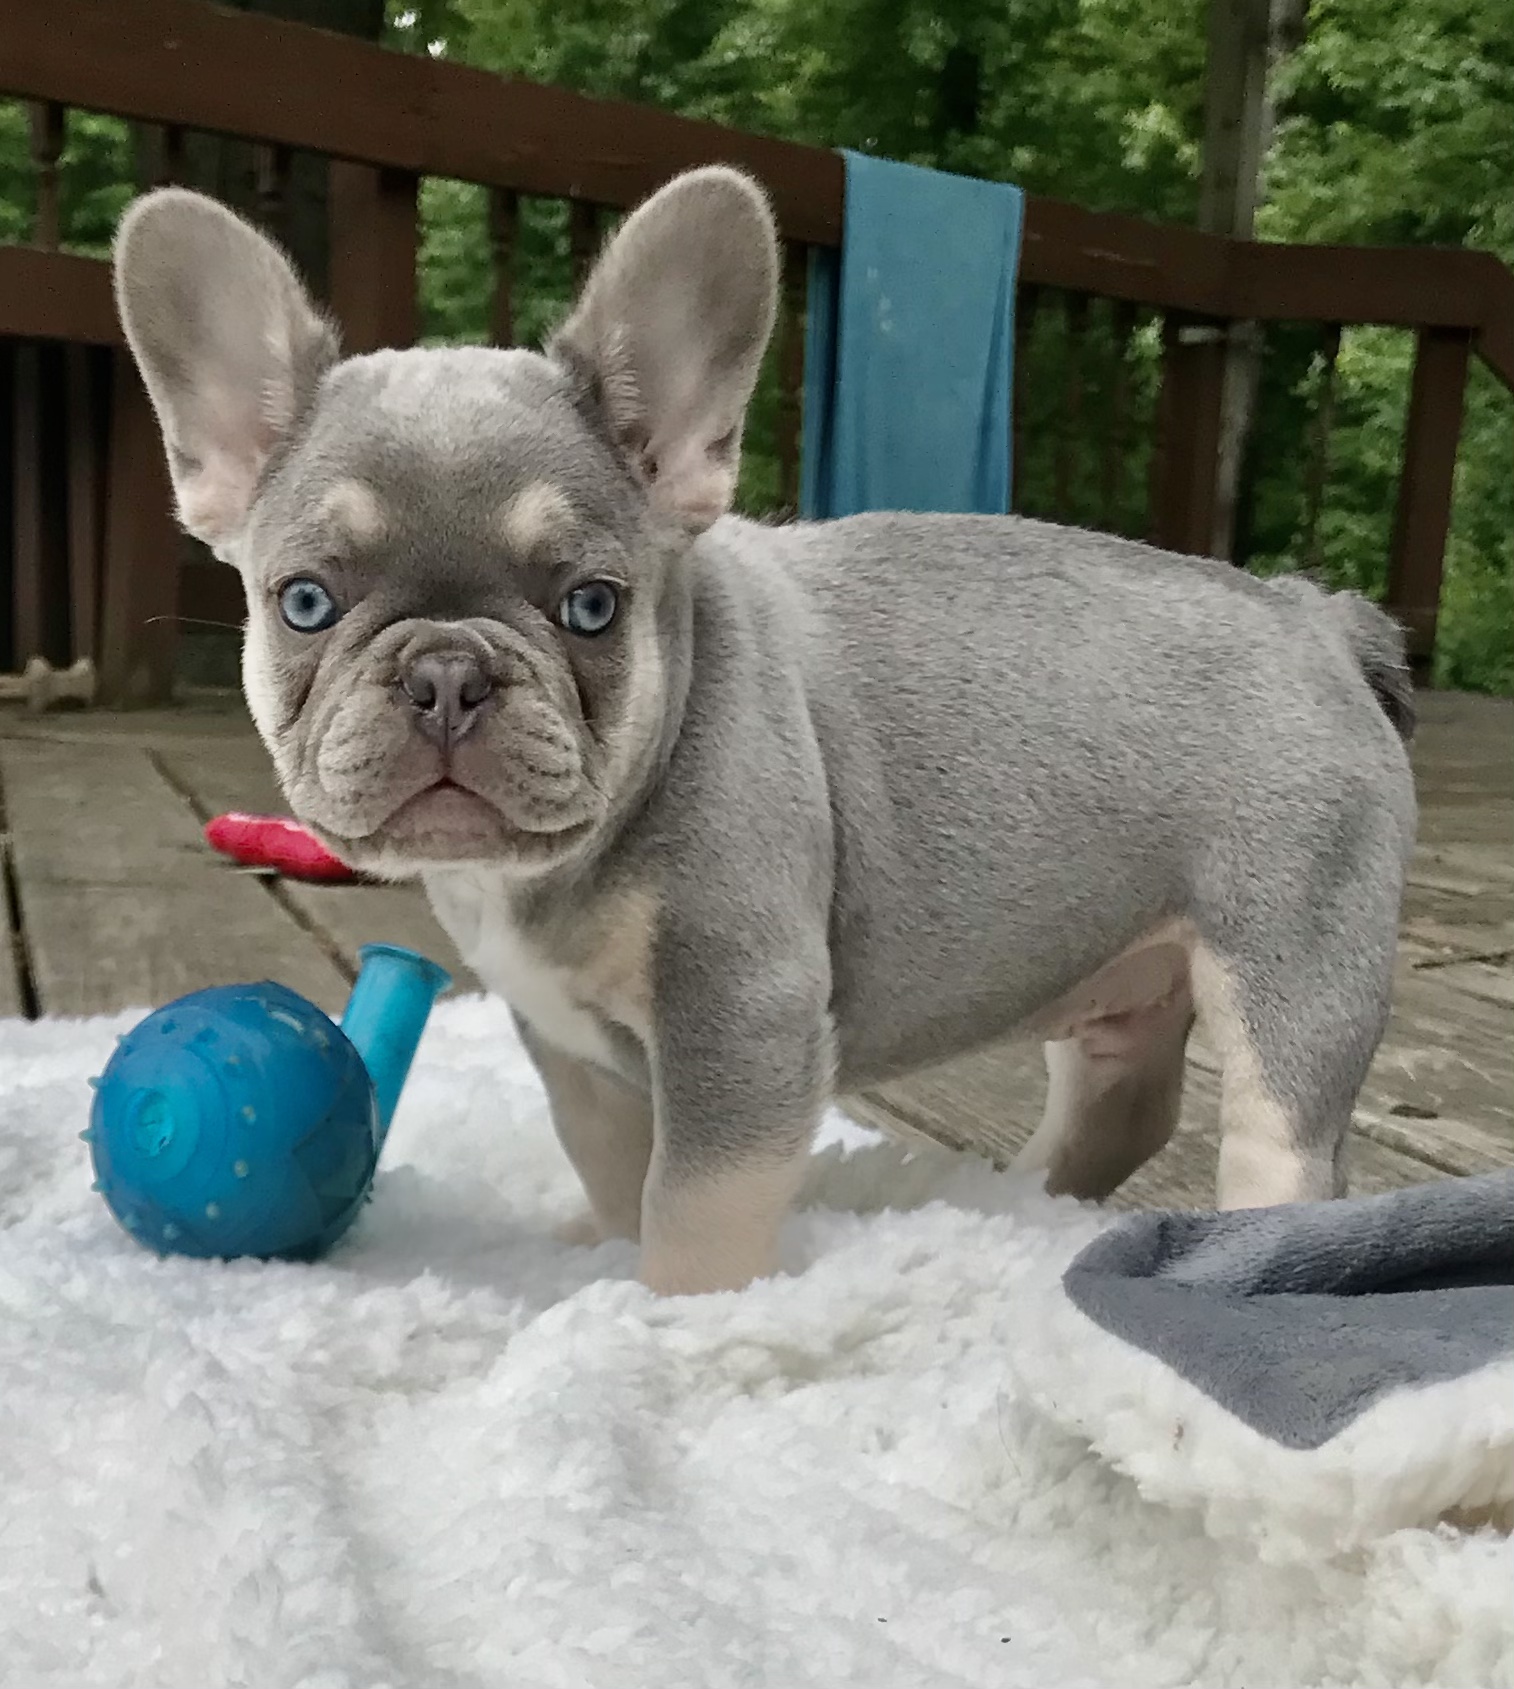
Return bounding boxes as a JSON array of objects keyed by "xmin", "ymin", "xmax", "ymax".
[{"xmin": 1, "ymin": 1000, "xmax": 1508, "ymax": 1689}]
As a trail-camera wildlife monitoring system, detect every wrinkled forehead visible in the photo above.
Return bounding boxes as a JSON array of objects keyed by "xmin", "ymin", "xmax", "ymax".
[{"xmin": 255, "ymin": 345, "xmax": 635, "ymax": 566}]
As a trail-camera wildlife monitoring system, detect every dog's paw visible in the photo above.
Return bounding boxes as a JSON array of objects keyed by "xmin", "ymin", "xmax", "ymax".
[{"xmin": 553, "ymin": 1208, "xmax": 605, "ymax": 1247}]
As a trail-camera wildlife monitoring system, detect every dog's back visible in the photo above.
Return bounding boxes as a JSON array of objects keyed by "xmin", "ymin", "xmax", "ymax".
[{"xmin": 688, "ymin": 510, "xmax": 1417, "ymax": 1210}]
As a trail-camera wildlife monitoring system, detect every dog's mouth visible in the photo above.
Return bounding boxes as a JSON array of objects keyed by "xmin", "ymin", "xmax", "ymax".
[
  {"xmin": 323, "ymin": 773, "xmax": 600, "ymax": 871},
  {"xmin": 378, "ymin": 778, "xmax": 515, "ymax": 856},
  {"xmin": 393, "ymin": 776, "xmax": 496, "ymax": 820}
]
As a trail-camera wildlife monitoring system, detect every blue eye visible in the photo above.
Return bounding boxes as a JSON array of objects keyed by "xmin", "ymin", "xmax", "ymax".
[
  {"xmin": 278, "ymin": 577, "xmax": 341, "ymax": 633},
  {"xmin": 556, "ymin": 581, "xmax": 620, "ymax": 637}
]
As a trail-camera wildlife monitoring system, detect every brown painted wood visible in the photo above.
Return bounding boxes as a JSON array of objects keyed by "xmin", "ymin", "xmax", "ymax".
[
  {"xmin": 10, "ymin": 344, "xmax": 46, "ymax": 667},
  {"xmin": 1150, "ymin": 315, "xmax": 1228, "ymax": 555},
  {"xmin": 1011, "ymin": 284, "xmax": 1041, "ymax": 513},
  {"xmin": 1, "ymin": 0, "xmax": 1511, "ymax": 391},
  {"xmin": 1020, "ymin": 195, "xmax": 1228, "ymax": 314},
  {"xmin": 328, "ymin": 162, "xmax": 419, "ymax": 353},
  {"xmin": 0, "ymin": 0, "xmax": 845, "ymax": 247},
  {"xmin": 1053, "ymin": 292, "xmax": 1089, "ymax": 520},
  {"xmin": 1232, "ymin": 242, "xmax": 1513, "ymax": 365},
  {"xmin": 428, "ymin": 59, "xmax": 847, "ymax": 249},
  {"xmin": 1024, "ymin": 202, "xmax": 1514, "ymax": 357},
  {"xmin": 65, "ymin": 345, "xmax": 104, "ymax": 663},
  {"xmin": 138, "ymin": 120, "xmax": 188, "ymax": 188},
  {"xmin": 10, "ymin": 342, "xmax": 69, "ymax": 668},
  {"xmin": 1100, "ymin": 299, "xmax": 1139, "ymax": 531},
  {"xmin": 1300, "ymin": 322, "xmax": 1341, "ymax": 573},
  {"xmin": 98, "ymin": 350, "xmax": 180, "ymax": 705},
  {"xmin": 487, "ymin": 188, "xmax": 519, "ymax": 347},
  {"xmin": 253, "ymin": 141, "xmax": 293, "ymax": 242},
  {"xmin": 567, "ymin": 200, "xmax": 600, "ymax": 293},
  {"xmin": 28, "ymin": 101, "xmax": 65, "ymax": 248},
  {"xmin": 0, "ymin": 246, "xmax": 120, "ymax": 345},
  {"xmin": 775, "ymin": 241, "xmax": 808, "ymax": 516},
  {"xmin": 178, "ymin": 561, "xmax": 246, "ymax": 630},
  {"xmin": 1386, "ymin": 327, "xmax": 1473, "ymax": 663}
]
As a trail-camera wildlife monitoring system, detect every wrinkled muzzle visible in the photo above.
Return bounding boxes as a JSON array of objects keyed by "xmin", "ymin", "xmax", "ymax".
[{"xmin": 282, "ymin": 618, "xmax": 607, "ymax": 857}]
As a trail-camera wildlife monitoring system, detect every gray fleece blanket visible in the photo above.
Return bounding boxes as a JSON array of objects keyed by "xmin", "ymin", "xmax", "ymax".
[{"xmin": 1004, "ymin": 1170, "xmax": 1514, "ymax": 1561}]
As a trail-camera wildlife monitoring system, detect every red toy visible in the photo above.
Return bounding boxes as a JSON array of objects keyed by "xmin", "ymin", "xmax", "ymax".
[{"xmin": 204, "ymin": 813, "xmax": 358, "ymax": 883}]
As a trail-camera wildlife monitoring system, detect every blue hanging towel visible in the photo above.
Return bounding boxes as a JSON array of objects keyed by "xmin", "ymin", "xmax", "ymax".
[{"xmin": 800, "ymin": 150, "xmax": 1024, "ymax": 519}]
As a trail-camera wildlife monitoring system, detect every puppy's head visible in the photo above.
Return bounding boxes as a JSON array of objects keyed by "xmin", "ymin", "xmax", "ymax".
[{"xmin": 112, "ymin": 169, "xmax": 778, "ymax": 877}]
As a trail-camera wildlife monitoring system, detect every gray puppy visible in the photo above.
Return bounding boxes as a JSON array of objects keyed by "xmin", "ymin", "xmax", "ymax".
[{"xmin": 113, "ymin": 167, "xmax": 1416, "ymax": 1295}]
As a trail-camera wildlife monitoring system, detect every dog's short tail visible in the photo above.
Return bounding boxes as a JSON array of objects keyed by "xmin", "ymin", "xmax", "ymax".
[{"xmin": 1269, "ymin": 575, "xmax": 1416, "ymax": 743}]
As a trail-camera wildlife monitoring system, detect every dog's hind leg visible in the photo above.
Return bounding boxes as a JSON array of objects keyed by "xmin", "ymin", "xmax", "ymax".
[
  {"xmin": 1014, "ymin": 988, "xmax": 1193, "ymax": 1201},
  {"xmin": 1189, "ymin": 813, "xmax": 1406, "ymax": 1208},
  {"xmin": 1190, "ymin": 938, "xmax": 1384, "ymax": 1207}
]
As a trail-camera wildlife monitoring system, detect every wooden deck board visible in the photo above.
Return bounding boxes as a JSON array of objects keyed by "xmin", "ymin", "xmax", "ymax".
[
  {"xmin": 848, "ymin": 1048, "xmax": 1447, "ymax": 1207},
  {"xmin": 0, "ymin": 736, "xmax": 351, "ymax": 1016},
  {"xmin": 2, "ymin": 687, "xmax": 1509, "ymax": 1211},
  {"xmin": 856, "ymin": 690, "xmax": 1514, "ymax": 1199},
  {"xmin": 150, "ymin": 735, "xmax": 460, "ymax": 985},
  {"xmin": 847, "ymin": 963, "xmax": 1505, "ymax": 1204}
]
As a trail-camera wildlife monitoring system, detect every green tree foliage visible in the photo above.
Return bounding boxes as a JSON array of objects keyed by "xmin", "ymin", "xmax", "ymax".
[
  {"xmin": 1257, "ymin": 0, "xmax": 1514, "ymax": 691},
  {"xmin": 0, "ymin": 103, "xmax": 133, "ymax": 255}
]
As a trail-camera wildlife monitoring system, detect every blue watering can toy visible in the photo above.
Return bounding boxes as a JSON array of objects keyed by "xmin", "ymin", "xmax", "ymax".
[{"xmin": 83, "ymin": 944, "xmax": 451, "ymax": 1262}]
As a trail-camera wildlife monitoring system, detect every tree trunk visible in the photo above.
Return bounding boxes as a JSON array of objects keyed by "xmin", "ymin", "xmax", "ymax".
[{"xmin": 1198, "ymin": 0, "xmax": 1308, "ymax": 561}]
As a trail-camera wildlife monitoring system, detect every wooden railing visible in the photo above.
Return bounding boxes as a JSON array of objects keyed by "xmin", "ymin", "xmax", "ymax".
[{"xmin": 2, "ymin": 0, "xmax": 1511, "ymax": 701}]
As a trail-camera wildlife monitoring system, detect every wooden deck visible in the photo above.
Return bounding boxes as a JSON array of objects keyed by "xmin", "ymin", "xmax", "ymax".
[{"xmin": 1, "ymin": 690, "xmax": 1509, "ymax": 1207}]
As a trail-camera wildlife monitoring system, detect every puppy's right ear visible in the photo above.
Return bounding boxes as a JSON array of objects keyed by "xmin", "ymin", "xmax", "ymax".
[{"xmin": 113, "ymin": 189, "xmax": 338, "ymax": 559}]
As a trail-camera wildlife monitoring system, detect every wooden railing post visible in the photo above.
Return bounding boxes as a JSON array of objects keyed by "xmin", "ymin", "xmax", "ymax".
[
  {"xmin": 775, "ymin": 240, "xmax": 807, "ymax": 517},
  {"xmin": 567, "ymin": 200, "xmax": 600, "ymax": 292},
  {"xmin": 1149, "ymin": 314, "xmax": 1228, "ymax": 555},
  {"xmin": 488, "ymin": 188, "xmax": 520, "ymax": 347},
  {"xmin": 327, "ymin": 163, "xmax": 419, "ymax": 353},
  {"xmin": 65, "ymin": 344, "xmax": 104, "ymax": 664},
  {"xmin": 1100, "ymin": 298, "xmax": 1139, "ymax": 534},
  {"xmin": 29, "ymin": 102, "xmax": 65, "ymax": 248},
  {"xmin": 11, "ymin": 344, "xmax": 46, "ymax": 665},
  {"xmin": 1386, "ymin": 326, "xmax": 1472, "ymax": 671},
  {"xmin": 98, "ymin": 351, "xmax": 180, "ymax": 705},
  {"xmin": 1011, "ymin": 283, "xmax": 1042, "ymax": 514}
]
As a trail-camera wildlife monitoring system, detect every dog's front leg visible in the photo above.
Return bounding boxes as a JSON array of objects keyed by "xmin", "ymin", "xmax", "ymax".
[{"xmin": 638, "ymin": 951, "xmax": 833, "ymax": 1297}]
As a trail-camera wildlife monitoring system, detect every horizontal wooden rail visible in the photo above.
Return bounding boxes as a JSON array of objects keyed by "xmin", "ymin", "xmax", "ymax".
[
  {"xmin": 0, "ymin": 246, "xmax": 121, "ymax": 345},
  {"xmin": 2, "ymin": 0, "xmax": 1511, "ymax": 392},
  {"xmin": 0, "ymin": 0, "xmax": 848, "ymax": 241}
]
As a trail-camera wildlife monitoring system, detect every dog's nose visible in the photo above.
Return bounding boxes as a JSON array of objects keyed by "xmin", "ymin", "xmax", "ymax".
[{"xmin": 400, "ymin": 652, "xmax": 494, "ymax": 748}]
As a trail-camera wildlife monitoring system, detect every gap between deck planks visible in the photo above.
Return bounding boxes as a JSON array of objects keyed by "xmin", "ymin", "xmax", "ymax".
[{"xmin": 0, "ymin": 831, "xmax": 26, "ymax": 1019}]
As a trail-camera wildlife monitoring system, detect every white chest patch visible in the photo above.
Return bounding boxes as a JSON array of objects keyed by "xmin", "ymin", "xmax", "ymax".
[{"xmin": 423, "ymin": 870, "xmax": 626, "ymax": 1071}]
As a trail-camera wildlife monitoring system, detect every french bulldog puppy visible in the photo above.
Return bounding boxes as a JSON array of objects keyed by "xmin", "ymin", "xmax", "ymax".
[{"xmin": 113, "ymin": 167, "xmax": 1416, "ymax": 1295}]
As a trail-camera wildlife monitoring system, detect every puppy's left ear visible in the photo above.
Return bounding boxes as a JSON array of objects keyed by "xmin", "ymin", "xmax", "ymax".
[{"xmin": 550, "ymin": 167, "xmax": 779, "ymax": 533}]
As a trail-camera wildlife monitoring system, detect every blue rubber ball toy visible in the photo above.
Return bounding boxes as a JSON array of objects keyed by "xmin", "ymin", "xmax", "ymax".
[{"xmin": 84, "ymin": 944, "xmax": 451, "ymax": 1262}]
